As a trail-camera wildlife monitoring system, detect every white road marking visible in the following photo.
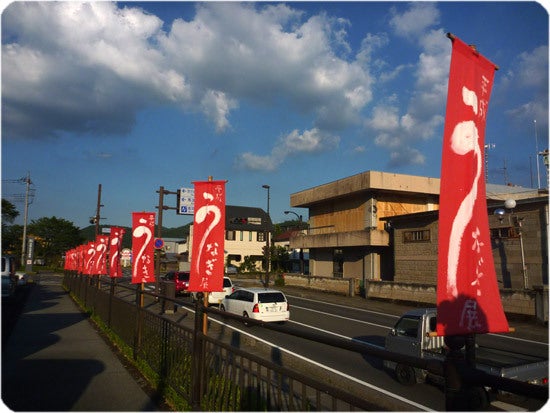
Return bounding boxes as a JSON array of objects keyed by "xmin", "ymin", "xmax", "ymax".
[{"xmin": 184, "ymin": 306, "xmax": 431, "ymax": 411}]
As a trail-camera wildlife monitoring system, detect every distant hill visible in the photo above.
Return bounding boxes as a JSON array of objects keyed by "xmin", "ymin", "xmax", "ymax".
[{"xmin": 79, "ymin": 224, "xmax": 191, "ymax": 249}]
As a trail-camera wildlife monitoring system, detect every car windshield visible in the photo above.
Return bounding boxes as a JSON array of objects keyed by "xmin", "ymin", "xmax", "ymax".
[
  {"xmin": 223, "ymin": 278, "xmax": 232, "ymax": 287},
  {"xmin": 177, "ymin": 273, "xmax": 190, "ymax": 281},
  {"xmin": 258, "ymin": 292, "xmax": 286, "ymax": 303}
]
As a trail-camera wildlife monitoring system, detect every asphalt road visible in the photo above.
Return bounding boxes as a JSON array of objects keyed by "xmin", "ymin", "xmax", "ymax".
[{"xmin": 75, "ymin": 274, "xmax": 550, "ymax": 410}]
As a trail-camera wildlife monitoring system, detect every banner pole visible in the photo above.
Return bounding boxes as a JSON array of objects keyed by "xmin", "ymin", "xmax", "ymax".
[{"xmin": 202, "ymin": 176, "xmax": 213, "ymax": 335}]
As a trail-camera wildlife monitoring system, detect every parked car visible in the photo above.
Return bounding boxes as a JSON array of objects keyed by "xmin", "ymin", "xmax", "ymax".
[
  {"xmin": 221, "ymin": 287, "xmax": 290, "ymax": 324},
  {"xmin": 226, "ymin": 265, "xmax": 238, "ymax": 274},
  {"xmin": 192, "ymin": 276, "xmax": 235, "ymax": 305},
  {"xmin": 161, "ymin": 271, "xmax": 190, "ymax": 295},
  {"xmin": 1, "ymin": 275, "xmax": 15, "ymax": 298}
]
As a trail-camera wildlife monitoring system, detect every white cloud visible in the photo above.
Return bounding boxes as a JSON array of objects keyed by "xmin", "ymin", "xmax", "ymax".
[
  {"xmin": 2, "ymin": 2, "xmax": 373, "ymax": 140},
  {"xmin": 367, "ymin": 106, "xmax": 400, "ymax": 131},
  {"xmin": 200, "ymin": 90, "xmax": 238, "ymax": 133},
  {"xmin": 515, "ymin": 46, "xmax": 548, "ymax": 88},
  {"xmin": 498, "ymin": 45, "xmax": 549, "ymax": 135},
  {"xmin": 389, "ymin": 146, "xmax": 425, "ymax": 167},
  {"xmin": 363, "ymin": 5, "xmax": 448, "ymax": 168},
  {"xmin": 238, "ymin": 128, "xmax": 340, "ymax": 171},
  {"xmin": 389, "ymin": 3, "xmax": 440, "ymax": 38}
]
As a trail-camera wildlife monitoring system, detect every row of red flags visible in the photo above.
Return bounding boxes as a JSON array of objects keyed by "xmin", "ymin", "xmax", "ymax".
[
  {"xmin": 64, "ymin": 227, "xmax": 126, "ymax": 277},
  {"xmin": 65, "ymin": 34, "xmax": 509, "ymax": 336},
  {"xmin": 64, "ymin": 180, "xmax": 226, "ymax": 293}
]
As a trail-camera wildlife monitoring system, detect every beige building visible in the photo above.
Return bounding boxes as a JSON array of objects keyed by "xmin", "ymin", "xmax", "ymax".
[
  {"xmin": 289, "ymin": 170, "xmax": 545, "ymax": 289},
  {"xmin": 187, "ymin": 205, "xmax": 272, "ymax": 272}
]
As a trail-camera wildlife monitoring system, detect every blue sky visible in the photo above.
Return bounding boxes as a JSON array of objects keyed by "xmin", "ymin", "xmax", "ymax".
[{"xmin": 2, "ymin": 1, "xmax": 548, "ymax": 230}]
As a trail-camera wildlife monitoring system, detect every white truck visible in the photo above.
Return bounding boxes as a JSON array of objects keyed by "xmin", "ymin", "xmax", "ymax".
[{"xmin": 384, "ymin": 308, "xmax": 548, "ymax": 399}]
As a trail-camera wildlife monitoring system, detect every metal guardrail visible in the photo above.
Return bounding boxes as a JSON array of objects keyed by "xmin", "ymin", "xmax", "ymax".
[
  {"xmin": 63, "ymin": 272, "xmax": 384, "ymax": 410},
  {"xmin": 62, "ymin": 272, "xmax": 548, "ymax": 411}
]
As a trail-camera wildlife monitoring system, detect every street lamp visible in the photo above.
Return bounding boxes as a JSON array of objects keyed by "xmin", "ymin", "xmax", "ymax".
[
  {"xmin": 284, "ymin": 210, "xmax": 302, "ymax": 223},
  {"xmin": 284, "ymin": 210, "xmax": 304, "ymax": 274},
  {"xmin": 494, "ymin": 199, "xmax": 528, "ymax": 289},
  {"xmin": 262, "ymin": 185, "xmax": 270, "ymax": 287}
]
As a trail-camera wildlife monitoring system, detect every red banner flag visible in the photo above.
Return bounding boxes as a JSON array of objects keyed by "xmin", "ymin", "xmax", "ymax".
[
  {"xmin": 131, "ymin": 212, "xmax": 156, "ymax": 284},
  {"xmin": 64, "ymin": 249, "xmax": 73, "ymax": 271},
  {"xmin": 95, "ymin": 235, "xmax": 109, "ymax": 275},
  {"xmin": 76, "ymin": 245, "xmax": 84, "ymax": 274},
  {"xmin": 85, "ymin": 242, "xmax": 96, "ymax": 275},
  {"xmin": 109, "ymin": 226, "xmax": 125, "ymax": 278},
  {"xmin": 189, "ymin": 180, "xmax": 226, "ymax": 292},
  {"xmin": 437, "ymin": 35, "xmax": 509, "ymax": 336}
]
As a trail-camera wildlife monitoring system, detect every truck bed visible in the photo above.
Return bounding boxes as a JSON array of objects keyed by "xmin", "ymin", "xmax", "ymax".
[
  {"xmin": 475, "ymin": 346, "xmax": 546, "ymax": 369},
  {"xmin": 475, "ymin": 346, "xmax": 548, "ymax": 382}
]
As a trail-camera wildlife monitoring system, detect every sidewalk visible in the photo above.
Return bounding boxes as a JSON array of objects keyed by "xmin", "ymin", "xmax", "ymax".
[{"xmin": 1, "ymin": 273, "xmax": 160, "ymax": 411}]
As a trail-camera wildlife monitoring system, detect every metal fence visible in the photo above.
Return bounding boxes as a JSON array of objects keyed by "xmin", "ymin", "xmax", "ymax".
[
  {"xmin": 63, "ymin": 272, "xmax": 386, "ymax": 411},
  {"xmin": 63, "ymin": 272, "xmax": 548, "ymax": 411}
]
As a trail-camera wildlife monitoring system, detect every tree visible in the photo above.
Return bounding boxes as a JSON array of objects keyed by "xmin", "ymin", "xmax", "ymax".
[
  {"xmin": 1, "ymin": 224, "xmax": 23, "ymax": 256},
  {"xmin": 270, "ymin": 245, "xmax": 289, "ymax": 272},
  {"xmin": 28, "ymin": 217, "xmax": 83, "ymax": 266},
  {"xmin": 1, "ymin": 199, "xmax": 19, "ymax": 224},
  {"xmin": 1, "ymin": 199, "xmax": 21, "ymax": 256}
]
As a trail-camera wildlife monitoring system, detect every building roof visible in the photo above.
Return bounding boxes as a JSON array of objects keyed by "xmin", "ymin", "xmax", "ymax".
[
  {"xmin": 381, "ymin": 196, "xmax": 548, "ymax": 222},
  {"xmin": 290, "ymin": 170, "xmax": 441, "ymax": 207},
  {"xmin": 290, "ymin": 170, "xmax": 545, "ymax": 208},
  {"xmin": 226, "ymin": 205, "xmax": 272, "ymax": 231}
]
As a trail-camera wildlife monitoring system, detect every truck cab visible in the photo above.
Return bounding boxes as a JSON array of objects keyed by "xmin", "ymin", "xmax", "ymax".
[{"xmin": 384, "ymin": 308, "xmax": 445, "ymax": 385}]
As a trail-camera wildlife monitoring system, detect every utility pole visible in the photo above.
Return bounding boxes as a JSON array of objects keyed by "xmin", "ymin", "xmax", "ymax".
[
  {"xmin": 20, "ymin": 172, "xmax": 32, "ymax": 267},
  {"xmin": 95, "ymin": 184, "xmax": 102, "ymax": 237},
  {"xmin": 89, "ymin": 184, "xmax": 104, "ymax": 236},
  {"xmin": 534, "ymin": 120, "xmax": 541, "ymax": 189},
  {"xmin": 484, "ymin": 143, "xmax": 495, "ymax": 183},
  {"xmin": 155, "ymin": 186, "xmax": 178, "ymax": 294},
  {"xmin": 262, "ymin": 184, "xmax": 271, "ymax": 287}
]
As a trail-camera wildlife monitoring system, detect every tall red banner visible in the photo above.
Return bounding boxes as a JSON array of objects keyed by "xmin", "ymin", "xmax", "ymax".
[
  {"xmin": 109, "ymin": 226, "xmax": 125, "ymax": 278},
  {"xmin": 437, "ymin": 35, "xmax": 509, "ymax": 336},
  {"xmin": 131, "ymin": 212, "xmax": 156, "ymax": 284},
  {"xmin": 189, "ymin": 180, "xmax": 226, "ymax": 292},
  {"xmin": 85, "ymin": 242, "xmax": 95, "ymax": 275},
  {"xmin": 95, "ymin": 235, "xmax": 109, "ymax": 275}
]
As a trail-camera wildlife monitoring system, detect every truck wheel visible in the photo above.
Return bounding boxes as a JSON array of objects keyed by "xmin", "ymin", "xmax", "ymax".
[
  {"xmin": 466, "ymin": 386, "xmax": 489, "ymax": 410},
  {"xmin": 395, "ymin": 364, "xmax": 416, "ymax": 386}
]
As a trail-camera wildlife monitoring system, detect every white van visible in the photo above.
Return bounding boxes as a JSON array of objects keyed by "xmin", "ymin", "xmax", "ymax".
[
  {"xmin": 221, "ymin": 288, "xmax": 290, "ymax": 324},
  {"xmin": 192, "ymin": 277, "xmax": 234, "ymax": 306}
]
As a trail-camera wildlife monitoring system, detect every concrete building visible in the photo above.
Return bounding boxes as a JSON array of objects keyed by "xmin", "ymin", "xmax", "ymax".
[
  {"xmin": 289, "ymin": 170, "xmax": 545, "ymax": 290},
  {"xmin": 381, "ymin": 196, "xmax": 548, "ymax": 289}
]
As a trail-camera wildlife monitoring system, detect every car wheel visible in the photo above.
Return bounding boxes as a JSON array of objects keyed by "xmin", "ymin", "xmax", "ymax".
[
  {"xmin": 242, "ymin": 312, "xmax": 250, "ymax": 326},
  {"xmin": 395, "ymin": 364, "xmax": 416, "ymax": 386},
  {"xmin": 220, "ymin": 304, "xmax": 226, "ymax": 311}
]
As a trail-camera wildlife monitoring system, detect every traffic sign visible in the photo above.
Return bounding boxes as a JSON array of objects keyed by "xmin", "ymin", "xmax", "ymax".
[
  {"xmin": 177, "ymin": 187, "xmax": 195, "ymax": 215},
  {"xmin": 154, "ymin": 238, "xmax": 165, "ymax": 249}
]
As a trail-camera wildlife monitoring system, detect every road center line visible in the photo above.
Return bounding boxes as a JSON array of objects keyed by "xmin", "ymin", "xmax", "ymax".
[{"xmin": 290, "ymin": 304, "xmax": 391, "ymax": 330}]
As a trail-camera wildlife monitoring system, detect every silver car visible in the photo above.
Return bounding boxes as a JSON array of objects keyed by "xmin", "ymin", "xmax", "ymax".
[{"xmin": 221, "ymin": 287, "xmax": 289, "ymax": 324}]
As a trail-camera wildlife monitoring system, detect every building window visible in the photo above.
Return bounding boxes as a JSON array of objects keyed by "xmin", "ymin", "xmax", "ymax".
[
  {"xmin": 490, "ymin": 226, "xmax": 518, "ymax": 239},
  {"xmin": 249, "ymin": 232, "xmax": 253, "ymax": 242},
  {"xmin": 240, "ymin": 231, "xmax": 243, "ymax": 241},
  {"xmin": 403, "ymin": 230, "xmax": 430, "ymax": 243},
  {"xmin": 226, "ymin": 230, "xmax": 236, "ymax": 241},
  {"xmin": 257, "ymin": 232, "xmax": 265, "ymax": 242}
]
